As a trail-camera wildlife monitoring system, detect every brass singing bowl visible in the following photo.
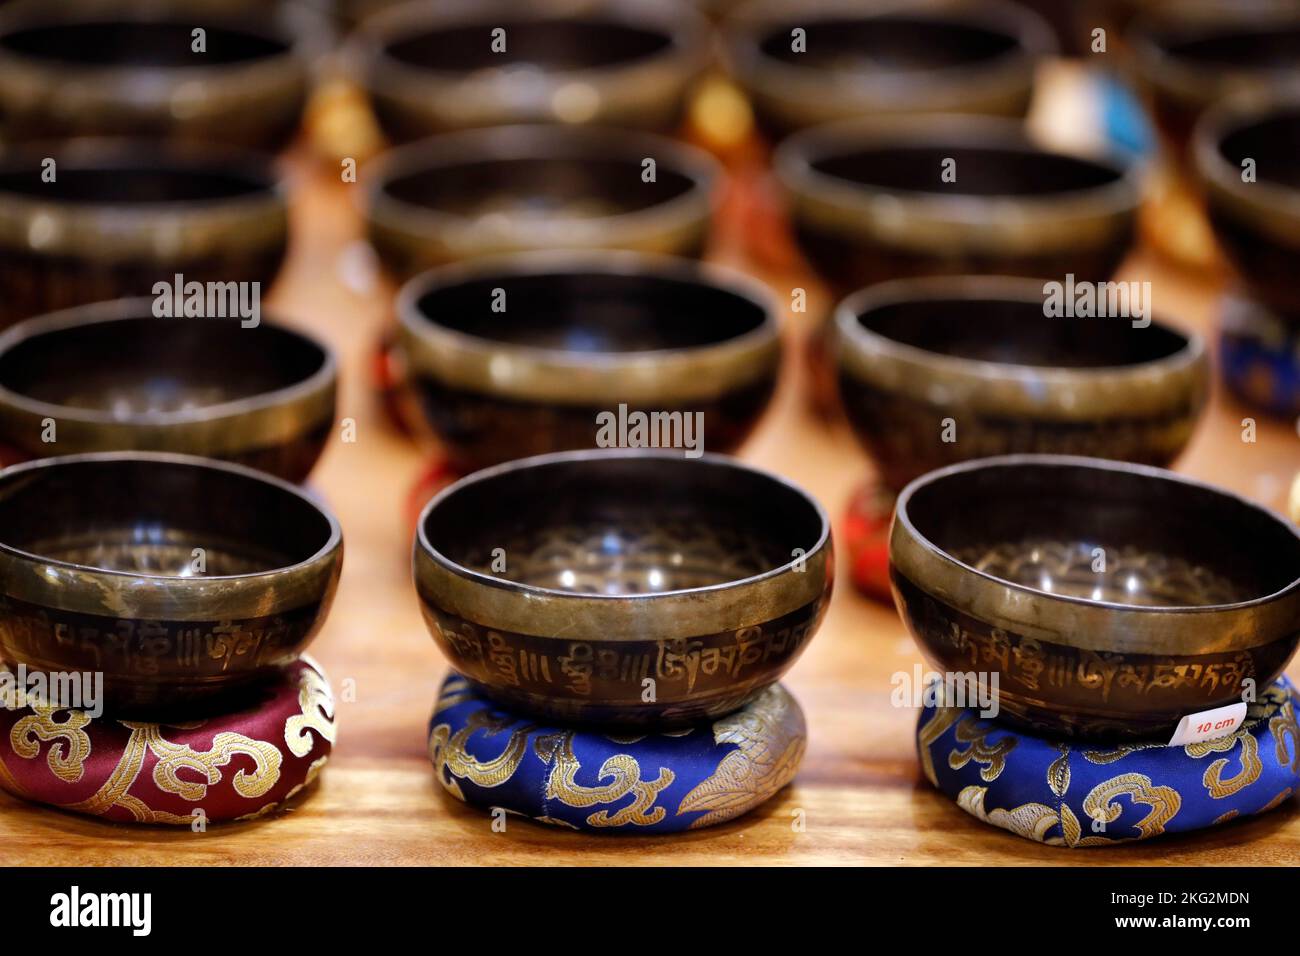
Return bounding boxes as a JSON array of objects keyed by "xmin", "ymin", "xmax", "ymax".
[
  {"xmin": 0, "ymin": 299, "xmax": 336, "ymax": 482},
  {"xmin": 365, "ymin": 124, "xmax": 720, "ymax": 280},
  {"xmin": 1194, "ymin": 90, "xmax": 1300, "ymax": 316},
  {"xmin": 0, "ymin": 1, "xmax": 312, "ymax": 148},
  {"xmin": 414, "ymin": 450, "xmax": 833, "ymax": 726},
  {"xmin": 397, "ymin": 251, "xmax": 780, "ymax": 473},
  {"xmin": 726, "ymin": 0, "xmax": 1055, "ymax": 139},
  {"xmin": 775, "ymin": 116, "xmax": 1142, "ymax": 297},
  {"xmin": 0, "ymin": 140, "xmax": 288, "ymax": 327},
  {"xmin": 891, "ymin": 455, "xmax": 1300, "ymax": 739},
  {"xmin": 834, "ymin": 276, "xmax": 1208, "ymax": 492},
  {"xmin": 354, "ymin": 0, "xmax": 710, "ymax": 141},
  {"xmin": 1127, "ymin": 3, "xmax": 1300, "ymax": 153},
  {"xmin": 0, "ymin": 452, "xmax": 343, "ymax": 715}
]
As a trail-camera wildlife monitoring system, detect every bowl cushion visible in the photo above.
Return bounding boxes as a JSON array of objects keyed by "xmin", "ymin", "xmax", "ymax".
[
  {"xmin": 918, "ymin": 674, "xmax": 1300, "ymax": 846},
  {"xmin": 0, "ymin": 656, "xmax": 335, "ymax": 825},
  {"xmin": 1220, "ymin": 291, "xmax": 1300, "ymax": 419},
  {"xmin": 428, "ymin": 672, "xmax": 805, "ymax": 833}
]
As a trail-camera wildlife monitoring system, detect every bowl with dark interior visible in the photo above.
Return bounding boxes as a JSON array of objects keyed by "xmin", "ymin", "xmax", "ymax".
[
  {"xmin": 775, "ymin": 116, "xmax": 1142, "ymax": 297},
  {"xmin": 726, "ymin": 0, "xmax": 1054, "ymax": 139},
  {"xmin": 414, "ymin": 449, "xmax": 832, "ymax": 726},
  {"xmin": 0, "ymin": 1, "xmax": 312, "ymax": 148},
  {"xmin": 365, "ymin": 124, "xmax": 720, "ymax": 280},
  {"xmin": 354, "ymin": 0, "xmax": 709, "ymax": 141},
  {"xmin": 0, "ymin": 452, "xmax": 343, "ymax": 715},
  {"xmin": 398, "ymin": 251, "xmax": 779, "ymax": 473},
  {"xmin": 0, "ymin": 140, "xmax": 288, "ymax": 327},
  {"xmin": 834, "ymin": 276, "xmax": 1208, "ymax": 492},
  {"xmin": 0, "ymin": 298, "xmax": 336, "ymax": 482},
  {"xmin": 1194, "ymin": 91, "xmax": 1300, "ymax": 315},
  {"xmin": 1127, "ymin": 3, "xmax": 1300, "ymax": 153},
  {"xmin": 891, "ymin": 454, "xmax": 1300, "ymax": 739}
]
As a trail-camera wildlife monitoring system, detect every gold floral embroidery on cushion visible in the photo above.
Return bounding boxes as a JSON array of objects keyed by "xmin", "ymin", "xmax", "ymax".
[
  {"xmin": 1270, "ymin": 699, "xmax": 1299, "ymax": 774},
  {"xmin": 956, "ymin": 786, "xmax": 1059, "ymax": 843},
  {"xmin": 285, "ymin": 663, "xmax": 337, "ymax": 757},
  {"xmin": 1258, "ymin": 787, "xmax": 1294, "ymax": 813},
  {"xmin": 429, "ymin": 709, "xmax": 534, "ymax": 800},
  {"xmin": 143, "ymin": 726, "xmax": 282, "ymax": 801},
  {"xmin": 1186, "ymin": 733, "xmax": 1262, "ymax": 799},
  {"xmin": 535, "ymin": 732, "xmax": 674, "ymax": 827},
  {"xmin": 1079, "ymin": 772, "xmax": 1180, "ymax": 842},
  {"xmin": 677, "ymin": 684, "xmax": 805, "ymax": 829},
  {"xmin": 11, "ymin": 703, "xmax": 92, "ymax": 783},
  {"xmin": 1047, "ymin": 745, "xmax": 1070, "ymax": 798},
  {"xmin": 948, "ymin": 717, "xmax": 1015, "ymax": 782},
  {"xmin": 916, "ymin": 704, "xmax": 962, "ymax": 787}
]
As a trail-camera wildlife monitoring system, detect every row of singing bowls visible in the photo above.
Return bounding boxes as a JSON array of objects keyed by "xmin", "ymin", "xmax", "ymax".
[
  {"xmin": 353, "ymin": 0, "xmax": 710, "ymax": 141},
  {"xmin": 834, "ymin": 276, "xmax": 1209, "ymax": 492},
  {"xmin": 0, "ymin": 140, "xmax": 287, "ymax": 326},
  {"xmin": 1194, "ymin": 92, "xmax": 1300, "ymax": 316},
  {"xmin": 892, "ymin": 455, "xmax": 1300, "ymax": 739},
  {"xmin": 398, "ymin": 251, "xmax": 780, "ymax": 473},
  {"xmin": 414, "ymin": 450, "xmax": 833, "ymax": 726},
  {"xmin": 365, "ymin": 124, "xmax": 720, "ymax": 280},
  {"xmin": 0, "ymin": 453, "xmax": 343, "ymax": 715},
  {"xmin": 776, "ymin": 116, "xmax": 1143, "ymax": 296},
  {"xmin": 0, "ymin": 1, "xmax": 313, "ymax": 148},
  {"xmin": 0, "ymin": 299, "xmax": 336, "ymax": 482},
  {"xmin": 726, "ymin": 0, "xmax": 1055, "ymax": 138}
]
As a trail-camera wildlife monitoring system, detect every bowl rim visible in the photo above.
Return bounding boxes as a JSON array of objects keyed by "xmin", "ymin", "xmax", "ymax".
[
  {"xmin": 415, "ymin": 447, "xmax": 831, "ymax": 603},
  {"xmin": 0, "ymin": 450, "xmax": 342, "ymax": 583},
  {"xmin": 835, "ymin": 274, "xmax": 1205, "ymax": 383},
  {"xmin": 893, "ymin": 453, "xmax": 1300, "ymax": 615},
  {"xmin": 362, "ymin": 123, "xmax": 720, "ymax": 242},
  {"xmin": 0, "ymin": 297, "xmax": 338, "ymax": 429},
  {"xmin": 774, "ymin": 114, "xmax": 1143, "ymax": 226},
  {"xmin": 1193, "ymin": 86, "xmax": 1300, "ymax": 223}
]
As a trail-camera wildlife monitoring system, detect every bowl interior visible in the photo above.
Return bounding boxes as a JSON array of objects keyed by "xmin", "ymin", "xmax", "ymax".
[
  {"xmin": 0, "ymin": 458, "xmax": 332, "ymax": 576},
  {"xmin": 854, "ymin": 297, "xmax": 1188, "ymax": 368},
  {"xmin": 424, "ymin": 456, "xmax": 823, "ymax": 594},
  {"xmin": 415, "ymin": 269, "xmax": 765, "ymax": 352},
  {"xmin": 0, "ymin": 316, "xmax": 326, "ymax": 416},
  {"xmin": 383, "ymin": 154, "xmax": 694, "ymax": 221},
  {"xmin": 0, "ymin": 159, "xmax": 271, "ymax": 205},
  {"xmin": 0, "ymin": 19, "xmax": 290, "ymax": 67},
  {"xmin": 385, "ymin": 17, "xmax": 671, "ymax": 71},
  {"xmin": 903, "ymin": 462, "xmax": 1300, "ymax": 608},
  {"xmin": 1216, "ymin": 106, "xmax": 1300, "ymax": 190},
  {"xmin": 758, "ymin": 14, "xmax": 1019, "ymax": 71},
  {"xmin": 811, "ymin": 143, "xmax": 1120, "ymax": 197},
  {"xmin": 1145, "ymin": 21, "xmax": 1300, "ymax": 70}
]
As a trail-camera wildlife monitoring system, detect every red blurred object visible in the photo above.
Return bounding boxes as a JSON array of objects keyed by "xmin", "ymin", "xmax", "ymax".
[
  {"xmin": 844, "ymin": 480, "xmax": 896, "ymax": 603},
  {"xmin": 372, "ymin": 327, "xmax": 416, "ymax": 438},
  {"xmin": 406, "ymin": 455, "xmax": 458, "ymax": 533}
]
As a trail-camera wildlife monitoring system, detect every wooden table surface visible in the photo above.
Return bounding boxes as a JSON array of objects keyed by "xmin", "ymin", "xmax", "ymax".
[{"xmin": 5, "ymin": 115, "xmax": 1300, "ymax": 868}]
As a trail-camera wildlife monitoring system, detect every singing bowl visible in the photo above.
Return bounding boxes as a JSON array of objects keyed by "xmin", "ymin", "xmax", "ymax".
[
  {"xmin": 891, "ymin": 455, "xmax": 1300, "ymax": 739},
  {"xmin": 0, "ymin": 453, "xmax": 343, "ymax": 714},
  {"xmin": 414, "ymin": 450, "xmax": 833, "ymax": 726},
  {"xmin": 1194, "ymin": 92, "xmax": 1300, "ymax": 315},
  {"xmin": 365, "ymin": 124, "xmax": 719, "ymax": 280},
  {"xmin": 0, "ymin": 141, "xmax": 287, "ymax": 327},
  {"xmin": 1127, "ymin": 4, "xmax": 1300, "ymax": 152},
  {"xmin": 726, "ymin": 0, "xmax": 1054, "ymax": 139},
  {"xmin": 0, "ymin": 2, "xmax": 311, "ymax": 148},
  {"xmin": 834, "ymin": 276, "xmax": 1208, "ymax": 492},
  {"xmin": 355, "ymin": 0, "xmax": 710, "ymax": 141},
  {"xmin": 775, "ymin": 116, "xmax": 1141, "ymax": 297},
  {"xmin": 0, "ymin": 299, "xmax": 336, "ymax": 482},
  {"xmin": 397, "ymin": 251, "xmax": 780, "ymax": 473}
]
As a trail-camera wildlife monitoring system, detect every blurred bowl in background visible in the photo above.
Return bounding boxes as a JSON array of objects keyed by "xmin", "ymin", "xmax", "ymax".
[
  {"xmin": 891, "ymin": 455, "xmax": 1300, "ymax": 738},
  {"xmin": 727, "ymin": 0, "xmax": 1054, "ymax": 139},
  {"xmin": 365, "ymin": 124, "xmax": 720, "ymax": 279},
  {"xmin": 0, "ymin": 298, "xmax": 336, "ymax": 482},
  {"xmin": 1195, "ymin": 90, "xmax": 1300, "ymax": 315},
  {"xmin": 834, "ymin": 276, "xmax": 1208, "ymax": 491},
  {"xmin": 353, "ymin": 0, "xmax": 710, "ymax": 142},
  {"xmin": 775, "ymin": 116, "xmax": 1142, "ymax": 297},
  {"xmin": 414, "ymin": 450, "xmax": 832, "ymax": 726},
  {"xmin": 0, "ymin": 140, "xmax": 288, "ymax": 327},
  {"xmin": 0, "ymin": 0, "xmax": 313, "ymax": 148},
  {"xmin": 0, "ymin": 452, "xmax": 343, "ymax": 715},
  {"xmin": 397, "ymin": 251, "xmax": 779, "ymax": 473}
]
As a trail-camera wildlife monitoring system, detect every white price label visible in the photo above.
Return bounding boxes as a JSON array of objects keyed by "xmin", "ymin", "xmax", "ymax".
[{"xmin": 1167, "ymin": 701, "xmax": 1248, "ymax": 747}]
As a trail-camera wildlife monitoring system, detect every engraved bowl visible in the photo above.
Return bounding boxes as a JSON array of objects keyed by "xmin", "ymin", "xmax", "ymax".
[
  {"xmin": 0, "ymin": 453, "xmax": 343, "ymax": 715},
  {"xmin": 414, "ymin": 450, "xmax": 833, "ymax": 726},
  {"xmin": 891, "ymin": 455, "xmax": 1300, "ymax": 739},
  {"xmin": 0, "ymin": 298, "xmax": 337, "ymax": 482}
]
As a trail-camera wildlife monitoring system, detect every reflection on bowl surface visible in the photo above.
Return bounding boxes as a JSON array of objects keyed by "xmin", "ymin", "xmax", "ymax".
[
  {"xmin": 891, "ymin": 455, "xmax": 1300, "ymax": 738},
  {"xmin": 414, "ymin": 451, "xmax": 833, "ymax": 726}
]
